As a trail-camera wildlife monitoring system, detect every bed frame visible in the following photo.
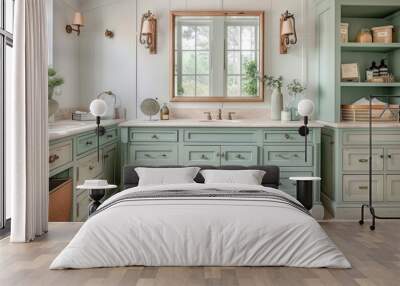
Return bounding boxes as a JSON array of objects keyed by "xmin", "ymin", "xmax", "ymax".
[{"xmin": 122, "ymin": 165, "xmax": 280, "ymax": 190}]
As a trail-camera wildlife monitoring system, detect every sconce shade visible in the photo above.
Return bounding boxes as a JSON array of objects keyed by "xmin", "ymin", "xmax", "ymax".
[
  {"xmin": 297, "ymin": 99, "xmax": 315, "ymax": 117},
  {"xmin": 90, "ymin": 99, "xmax": 108, "ymax": 117},
  {"xmin": 73, "ymin": 12, "xmax": 84, "ymax": 26},
  {"xmin": 281, "ymin": 18, "xmax": 294, "ymax": 35},
  {"xmin": 142, "ymin": 19, "xmax": 152, "ymax": 34}
]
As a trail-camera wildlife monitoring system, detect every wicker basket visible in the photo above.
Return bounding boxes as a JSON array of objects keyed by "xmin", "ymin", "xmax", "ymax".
[{"xmin": 341, "ymin": 104, "xmax": 400, "ymax": 122}]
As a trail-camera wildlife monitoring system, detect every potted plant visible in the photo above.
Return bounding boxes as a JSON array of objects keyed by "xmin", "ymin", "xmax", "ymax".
[
  {"xmin": 48, "ymin": 68, "xmax": 64, "ymax": 120},
  {"xmin": 287, "ymin": 79, "xmax": 306, "ymax": 121}
]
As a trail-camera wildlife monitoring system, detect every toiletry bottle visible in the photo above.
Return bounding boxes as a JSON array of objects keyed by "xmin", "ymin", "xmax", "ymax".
[
  {"xmin": 378, "ymin": 59, "xmax": 388, "ymax": 77},
  {"xmin": 371, "ymin": 61, "xmax": 380, "ymax": 78},
  {"xmin": 160, "ymin": 103, "xmax": 170, "ymax": 120},
  {"xmin": 366, "ymin": 64, "xmax": 374, "ymax": 82}
]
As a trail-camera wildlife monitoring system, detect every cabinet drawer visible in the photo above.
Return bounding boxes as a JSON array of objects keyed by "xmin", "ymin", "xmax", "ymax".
[
  {"xmin": 264, "ymin": 130, "xmax": 312, "ymax": 143},
  {"xmin": 182, "ymin": 145, "xmax": 220, "ymax": 166},
  {"xmin": 221, "ymin": 146, "xmax": 258, "ymax": 166},
  {"xmin": 129, "ymin": 144, "xmax": 178, "ymax": 166},
  {"xmin": 76, "ymin": 151, "xmax": 103, "ymax": 185},
  {"xmin": 101, "ymin": 128, "xmax": 118, "ymax": 145},
  {"xmin": 263, "ymin": 146, "xmax": 313, "ymax": 167},
  {"xmin": 49, "ymin": 140, "xmax": 73, "ymax": 170},
  {"xmin": 385, "ymin": 175, "xmax": 400, "ymax": 201},
  {"xmin": 279, "ymin": 171, "xmax": 313, "ymax": 197},
  {"xmin": 386, "ymin": 148, "xmax": 400, "ymax": 171},
  {"xmin": 77, "ymin": 133, "xmax": 97, "ymax": 155},
  {"xmin": 184, "ymin": 129, "xmax": 257, "ymax": 143},
  {"xmin": 342, "ymin": 148, "xmax": 383, "ymax": 171},
  {"xmin": 129, "ymin": 129, "xmax": 178, "ymax": 142},
  {"xmin": 342, "ymin": 175, "xmax": 383, "ymax": 202},
  {"xmin": 343, "ymin": 131, "xmax": 400, "ymax": 145},
  {"xmin": 76, "ymin": 190, "xmax": 91, "ymax": 222}
]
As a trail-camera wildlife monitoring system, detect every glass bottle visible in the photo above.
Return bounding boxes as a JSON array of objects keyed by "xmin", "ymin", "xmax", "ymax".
[
  {"xmin": 378, "ymin": 59, "xmax": 389, "ymax": 77},
  {"xmin": 160, "ymin": 103, "xmax": 170, "ymax": 120}
]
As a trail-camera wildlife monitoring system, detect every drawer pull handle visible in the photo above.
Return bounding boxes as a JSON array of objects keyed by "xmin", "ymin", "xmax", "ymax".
[
  {"xmin": 284, "ymin": 134, "xmax": 290, "ymax": 139},
  {"xmin": 161, "ymin": 154, "xmax": 167, "ymax": 157},
  {"xmin": 236, "ymin": 154, "xmax": 244, "ymax": 159},
  {"xmin": 358, "ymin": 159, "xmax": 368, "ymax": 163},
  {"xmin": 107, "ymin": 134, "xmax": 113, "ymax": 138},
  {"xmin": 49, "ymin": 154, "xmax": 60, "ymax": 163},
  {"xmin": 293, "ymin": 154, "xmax": 299, "ymax": 158},
  {"xmin": 277, "ymin": 154, "xmax": 290, "ymax": 160},
  {"xmin": 358, "ymin": 186, "xmax": 368, "ymax": 190},
  {"xmin": 380, "ymin": 155, "xmax": 384, "ymax": 159},
  {"xmin": 144, "ymin": 154, "xmax": 153, "ymax": 158},
  {"xmin": 201, "ymin": 154, "xmax": 208, "ymax": 160},
  {"xmin": 86, "ymin": 141, "xmax": 93, "ymax": 145},
  {"xmin": 89, "ymin": 166, "xmax": 94, "ymax": 171},
  {"xmin": 152, "ymin": 135, "xmax": 159, "ymax": 139},
  {"xmin": 221, "ymin": 152, "xmax": 225, "ymax": 158},
  {"xmin": 388, "ymin": 154, "xmax": 392, "ymax": 159}
]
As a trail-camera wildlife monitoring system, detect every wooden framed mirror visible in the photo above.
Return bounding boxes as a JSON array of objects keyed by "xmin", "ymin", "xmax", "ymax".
[{"xmin": 169, "ymin": 11, "xmax": 264, "ymax": 102}]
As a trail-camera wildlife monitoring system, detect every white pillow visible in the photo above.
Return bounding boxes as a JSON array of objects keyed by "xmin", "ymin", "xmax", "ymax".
[
  {"xmin": 135, "ymin": 167, "xmax": 201, "ymax": 186},
  {"xmin": 200, "ymin": 169, "xmax": 266, "ymax": 185}
]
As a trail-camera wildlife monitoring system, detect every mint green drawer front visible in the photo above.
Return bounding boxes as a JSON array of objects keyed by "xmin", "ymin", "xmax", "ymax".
[
  {"xmin": 130, "ymin": 129, "xmax": 178, "ymax": 142},
  {"xmin": 342, "ymin": 131, "xmax": 400, "ymax": 145},
  {"xmin": 101, "ymin": 128, "xmax": 118, "ymax": 145},
  {"xmin": 264, "ymin": 130, "xmax": 312, "ymax": 143},
  {"xmin": 129, "ymin": 144, "xmax": 178, "ymax": 166},
  {"xmin": 263, "ymin": 145, "xmax": 313, "ymax": 167},
  {"xmin": 182, "ymin": 145, "xmax": 220, "ymax": 166},
  {"xmin": 279, "ymin": 171, "xmax": 313, "ymax": 197},
  {"xmin": 77, "ymin": 133, "xmax": 97, "ymax": 155},
  {"xmin": 221, "ymin": 146, "xmax": 258, "ymax": 166},
  {"xmin": 184, "ymin": 129, "xmax": 257, "ymax": 143}
]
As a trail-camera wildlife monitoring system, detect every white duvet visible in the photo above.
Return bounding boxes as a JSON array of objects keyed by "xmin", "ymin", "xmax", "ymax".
[{"xmin": 50, "ymin": 183, "xmax": 351, "ymax": 269}]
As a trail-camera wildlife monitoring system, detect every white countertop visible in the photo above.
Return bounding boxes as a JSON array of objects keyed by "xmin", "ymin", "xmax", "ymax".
[
  {"xmin": 119, "ymin": 119, "xmax": 324, "ymax": 128},
  {"xmin": 318, "ymin": 120, "xmax": 400, "ymax": 129},
  {"xmin": 49, "ymin": 119, "xmax": 123, "ymax": 141}
]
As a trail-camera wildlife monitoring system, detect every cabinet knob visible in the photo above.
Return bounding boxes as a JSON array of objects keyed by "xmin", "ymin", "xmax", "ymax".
[
  {"xmin": 88, "ymin": 165, "xmax": 94, "ymax": 171},
  {"xmin": 358, "ymin": 159, "xmax": 368, "ymax": 163},
  {"xmin": 284, "ymin": 133, "xmax": 290, "ymax": 139},
  {"xmin": 152, "ymin": 134, "xmax": 159, "ymax": 139},
  {"xmin": 221, "ymin": 152, "xmax": 225, "ymax": 158},
  {"xmin": 161, "ymin": 154, "xmax": 167, "ymax": 157},
  {"xmin": 388, "ymin": 154, "xmax": 392, "ymax": 159},
  {"xmin": 86, "ymin": 141, "xmax": 93, "ymax": 145},
  {"xmin": 236, "ymin": 154, "xmax": 244, "ymax": 159},
  {"xmin": 380, "ymin": 155, "xmax": 384, "ymax": 159},
  {"xmin": 358, "ymin": 186, "xmax": 368, "ymax": 190},
  {"xmin": 201, "ymin": 154, "xmax": 208, "ymax": 160},
  {"xmin": 49, "ymin": 154, "xmax": 60, "ymax": 163},
  {"xmin": 107, "ymin": 134, "xmax": 113, "ymax": 138}
]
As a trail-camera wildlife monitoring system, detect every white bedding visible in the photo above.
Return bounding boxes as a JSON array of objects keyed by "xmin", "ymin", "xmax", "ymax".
[{"xmin": 50, "ymin": 183, "xmax": 351, "ymax": 269}]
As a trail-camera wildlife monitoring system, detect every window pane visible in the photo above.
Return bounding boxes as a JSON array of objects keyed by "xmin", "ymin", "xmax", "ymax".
[
  {"xmin": 227, "ymin": 76, "xmax": 240, "ymax": 97},
  {"xmin": 182, "ymin": 51, "xmax": 195, "ymax": 74},
  {"xmin": 5, "ymin": 0, "xmax": 15, "ymax": 33},
  {"xmin": 175, "ymin": 76, "xmax": 185, "ymax": 96},
  {"xmin": 196, "ymin": 26, "xmax": 209, "ymax": 50},
  {"xmin": 227, "ymin": 26, "xmax": 240, "ymax": 50},
  {"xmin": 241, "ymin": 51, "xmax": 256, "ymax": 72},
  {"xmin": 181, "ymin": 25, "xmax": 196, "ymax": 50},
  {"xmin": 196, "ymin": 76, "xmax": 209, "ymax": 97},
  {"xmin": 227, "ymin": 51, "xmax": 240, "ymax": 74},
  {"xmin": 241, "ymin": 26, "xmax": 255, "ymax": 50},
  {"xmin": 196, "ymin": 51, "xmax": 209, "ymax": 75},
  {"xmin": 242, "ymin": 76, "xmax": 258, "ymax": 97},
  {"xmin": 181, "ymin": 76, "xmax": 195, "ymax": 96}
]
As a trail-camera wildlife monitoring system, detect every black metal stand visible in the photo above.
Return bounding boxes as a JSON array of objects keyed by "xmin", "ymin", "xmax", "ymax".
[
  {"xmin": 359, "ymin": 95, "xmax": 400, "ymax": 231},
  {"xmin": 88, "ymin": 189, "xmax": 106, "ymax": 215},
  {"xmin": 297, "ymin": 180, "xmax": 313, "ymax": 210}
]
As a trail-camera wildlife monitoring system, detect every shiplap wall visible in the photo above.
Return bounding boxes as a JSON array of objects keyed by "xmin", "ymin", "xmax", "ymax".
[{"xmin": 54, "ymin": 0, "xmax": 317, "ymax": 120}]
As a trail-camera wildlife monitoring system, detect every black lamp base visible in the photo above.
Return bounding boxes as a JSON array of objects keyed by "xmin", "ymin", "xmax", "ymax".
[
  {"xmin": 296, "ymin": 181, "xmax": 314, "ymax": 210},
  {"xmin": 88, "ymin": 189, "xmax": 106, "ymax": 215}
]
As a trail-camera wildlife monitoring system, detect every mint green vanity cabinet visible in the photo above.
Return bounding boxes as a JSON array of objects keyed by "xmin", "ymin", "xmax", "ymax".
[
  {"xmin": 322, "ymin": 127, "xmax": 400, "ymax": 219},
  {"xmin": 49, "ymin": 123, "xmax": 120, "ymax": 222},
  {"xmin": 120, "ymin": 126, "xmax": 323, "ymax": 218}
]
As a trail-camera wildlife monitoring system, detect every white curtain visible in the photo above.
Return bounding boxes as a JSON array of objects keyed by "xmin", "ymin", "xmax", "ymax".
[{"xmin": 7, "ymin": 0, "xmax": 49, "ymax": 242}]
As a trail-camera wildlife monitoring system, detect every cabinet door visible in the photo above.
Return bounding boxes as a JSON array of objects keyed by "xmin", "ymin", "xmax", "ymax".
[
  {"xmin": 221, "ymin": 146, "xmax": 258, "ymax": 166},
  {"xmin": 342, "ymin": 175, "xmax": 383, "ymax": 202},
  {"xmin": 385, "ymin": 175, "xmax": 400, "ymax": 201},
  {"xmin": 103, "ymin": 144, "xmax": 117, "ymax": 184},
  {"xmin": 386, "ymin": 148, "xmax": 400, "ymax": 171},
  {"xmin": 182, "ymin": 145, "xmax": 220, "ymax": 166}
]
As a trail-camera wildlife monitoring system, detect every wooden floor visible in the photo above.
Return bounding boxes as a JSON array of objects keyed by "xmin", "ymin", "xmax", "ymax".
[{"xmin": 0, "ymin": 221, "xmax": 399, "ymax": 286}]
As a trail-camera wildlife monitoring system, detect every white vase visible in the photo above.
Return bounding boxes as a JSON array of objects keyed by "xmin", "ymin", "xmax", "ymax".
[
  {"xmin": 271, "ymin": 87, "xmax": 283, "ymax": 121},
  {"xmin": 281, "ymin": 110, "xmax": 291, "ymax": 122}
]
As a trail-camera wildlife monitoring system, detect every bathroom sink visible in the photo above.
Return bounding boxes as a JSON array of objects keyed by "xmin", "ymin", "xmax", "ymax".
[
  {"xmin": 198, "ymin": 119, "xmax": 242, "ymax": 123},
  {"xmin": 49, "ymin": 121, "xmax": 92, "ymax": 132}
]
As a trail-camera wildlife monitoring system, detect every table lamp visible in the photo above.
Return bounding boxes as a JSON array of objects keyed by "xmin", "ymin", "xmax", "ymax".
[
  {"xmin": 297, "ymin": 99, "xmax": 314, "ymax": 162},
  {"xmin": 90, "ymin": 99, "xmax": 107, "ymax": 161}
]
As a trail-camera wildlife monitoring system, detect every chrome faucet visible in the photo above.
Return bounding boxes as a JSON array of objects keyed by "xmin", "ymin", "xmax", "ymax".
[{"xmin": 217, "ymin": 103, "xmax": 224, "ymax": 120}]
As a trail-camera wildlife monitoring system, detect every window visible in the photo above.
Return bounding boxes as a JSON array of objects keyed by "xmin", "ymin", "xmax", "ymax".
[
  {"xmin": 225, "ymin": 22, "xmax": 259, "ymax": 97},
  {"xmin": 1, "ymin": 0, "xmax": 14, "ymax": 230},
  {"xmin": 175, "ymin": 23, "xmax": 211, "ymax": 97}
]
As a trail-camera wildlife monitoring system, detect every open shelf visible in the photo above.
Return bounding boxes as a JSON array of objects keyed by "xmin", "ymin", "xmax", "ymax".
[
  {"xmin": 341, "ymin": 82, "xmax": 400, "ymax": 87},
  {"xmin": 341, "ymin": 42, "xmax": 400, "ymax": 53}
]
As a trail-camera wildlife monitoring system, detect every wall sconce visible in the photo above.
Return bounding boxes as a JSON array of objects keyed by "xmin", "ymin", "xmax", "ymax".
[
  {"xmin": 139, "ymin": 10, "xmax": 157, "ymax": 54},
  {"xmin": 280, "ymin": 10, "xmax": 297, "ymax": 54},
  {"xmin": 105, "ymin": 29, "xmax": 114, "ymax": 38},
  {"xmin": 66, "ymin": 12, "xmax": 84, "ymax": 36}
]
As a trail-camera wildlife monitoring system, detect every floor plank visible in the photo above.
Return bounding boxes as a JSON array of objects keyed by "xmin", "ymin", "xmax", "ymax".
[{"xmin": 0, "ymin": 221, "xmax": 399, "ymax": 286}]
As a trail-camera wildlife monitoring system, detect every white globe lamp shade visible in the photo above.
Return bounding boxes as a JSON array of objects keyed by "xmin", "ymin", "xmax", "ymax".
[
  {"xmin": 90, "ymin": 99, "xmax": 108, "ymax": 117},
  {"xmin": 297, "ymin": 99, "xmax": 314, "ymax": 117}
]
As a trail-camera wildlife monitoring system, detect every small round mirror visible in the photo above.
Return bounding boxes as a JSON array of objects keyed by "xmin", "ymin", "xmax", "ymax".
[{"xmin": 140, "ymin": 98, "xmax": 160, "ymax": 120}]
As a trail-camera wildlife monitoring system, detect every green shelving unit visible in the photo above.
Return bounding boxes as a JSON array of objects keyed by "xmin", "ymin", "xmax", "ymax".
[
  {"xmin": 341, "ymin": 42, "xmax": 400, "ymax": 53},
  {"xmin": 340, "ymin": 82, "xmax": 400, "ymax": 87}
]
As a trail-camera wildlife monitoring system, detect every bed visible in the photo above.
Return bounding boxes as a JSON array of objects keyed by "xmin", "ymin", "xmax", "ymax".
[{"xmin": 50, "ymin": 165, "xmax": 350, "ymax": 269}]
